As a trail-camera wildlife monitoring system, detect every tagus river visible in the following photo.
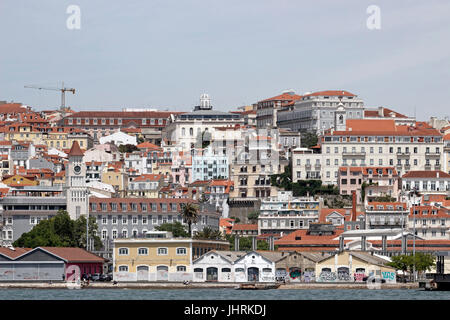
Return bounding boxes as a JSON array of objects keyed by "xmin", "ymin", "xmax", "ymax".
[{"xmin": 0, "ymin": 288, "xmax": 449, "ymax": 300}]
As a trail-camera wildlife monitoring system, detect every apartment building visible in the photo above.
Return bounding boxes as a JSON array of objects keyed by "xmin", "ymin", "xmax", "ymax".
[
  {"xmin": 277, "ymin": 90, "xmax": 364, "ymax": 134},
  {"xmin": 163, "ymin": 94, "xmax": 243, "ymax": 152},
  {"xmin": 338, "ymin": 166, "xmax": 400, "ymax": 203},
  {"xmin": 292, "ymin": 119, "xmax": 444, "ymax": 185},
  {"xmin": 401, "ymin": 171, "xmax": 450, "ymax": 195},
  {"xmin": 192, "ymin": 147, "xmax": 229, "ymax": 182},
  {"xmin": 62, "ymin": 110, "xmax": 181, "ymax": 142},
  {"xmin": 408, "ymin": 206, "xmax": 450, "ymax": 240},
  {"xmin": 256, "ymin": 90, "xmax": 302, "ymax": 128},
  {"xmin": 365, "ymin": 202, "xmax": 409, "ymax": 230},
  {"xmin": 258, "ymin": 191, "xmax": 322, "ymax": 235}
]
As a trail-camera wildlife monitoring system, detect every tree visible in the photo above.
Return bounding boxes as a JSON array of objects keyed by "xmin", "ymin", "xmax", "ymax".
[
  {"xmin": 155, "ymin": 222, "xmax": 189, "ymax": 238},
  {"xmin": 387, "ymin": 255, "xmax": 412, "ymax": 276},
  {"xmin": 226, "ymin": 234, "xmax": 271, "ymax": 251},
  {"xmin": 179, "ymin": 203, "xmax": 199, "ymax": 237},
  {"xmin": 301, "ymin": 132, "xmax": 318, "ymax": 148},
  {"xmin": 118, "ymin": 144, "xmax": 139, "ymax": 153},
  {"xmin": 193, "ymin": 227, "xmax": 224, "ymax": 240},
  {"xmin": 13, "ymin": 210, "xmax": 102, "ymax": 250},
  {"xmin": 247, "ymin": 211, "xmax": 260, "ymax": 224},
  {"xmin": 387, "ymin": 254, "xmax": 435, "ymax": 281}
]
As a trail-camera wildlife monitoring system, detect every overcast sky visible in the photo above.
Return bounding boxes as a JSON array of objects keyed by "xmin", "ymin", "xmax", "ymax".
[{"xmin": 1, "ymin": 0, "xmax": 449, "ymax": 120}]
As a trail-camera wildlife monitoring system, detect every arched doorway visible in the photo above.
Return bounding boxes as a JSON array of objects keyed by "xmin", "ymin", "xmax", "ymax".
[
  {"xmin": 247, "ymin": 267, "xmax": 259, "ymax": 282},
  {"xmin": 156, "ymin": 266, "xmax": 169, "ymax": 281},
  {"xmin": 206, "ymin": 267, "xmax": 218, "ymax": 281},
  {"xmin": 137, "ymin": 266, "xmax": 149, "ymax": 281}
]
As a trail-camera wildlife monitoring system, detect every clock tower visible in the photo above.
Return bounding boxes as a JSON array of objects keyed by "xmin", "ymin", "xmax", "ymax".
[{"xmin": 65, "ymin": 141, "xmax": 88, "ymax": 220}]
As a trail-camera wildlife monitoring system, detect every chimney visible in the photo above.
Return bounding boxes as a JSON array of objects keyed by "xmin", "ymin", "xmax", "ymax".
[
  {"xmin": 378, "ymin": 106, "xmax": 384, "ymax": 117},
  {"xmin": 351, "ymin": 190, "xmax": 357, "ymax": 222}
]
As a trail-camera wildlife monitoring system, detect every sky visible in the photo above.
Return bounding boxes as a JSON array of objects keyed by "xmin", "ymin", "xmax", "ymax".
[{"xmin": 0, "ymin": 0, "xmax": 449, "ymax": 120}]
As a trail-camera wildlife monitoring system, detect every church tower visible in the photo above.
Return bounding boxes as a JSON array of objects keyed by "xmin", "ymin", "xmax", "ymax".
[
  {"xmin": 65, "ymin": 141, "xmax": 88, "ymax": 220},
  {"xmin": 334, "ymin": 98, "xmax": 347, "ymax": 131}
]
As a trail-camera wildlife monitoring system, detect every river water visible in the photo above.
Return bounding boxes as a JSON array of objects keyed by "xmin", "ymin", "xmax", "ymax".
[{"xmin": 0, "ymin": 288, "xmax": 449, "ymax": 300}]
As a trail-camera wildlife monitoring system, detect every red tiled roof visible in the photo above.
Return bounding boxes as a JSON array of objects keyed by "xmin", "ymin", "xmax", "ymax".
[
  {"xmin": 137, "ymin": 141, "xmax": 161, "ymax": 150},
  {"xmin": 402, "ymin": 171, "xmax": 450, "ymax": 179},
  {"xmin": 327, "ymin": 120, "xmax": 442, "ymax": 136},
  {"xmin": 68, "ymin": 141, "xmax": 84, "ymax": 157},
  {"xmin": 40, "ymin": 247, "xmax": 106, "ymax": 263},
  {"xmin": 132, "ymin": 174, "xmax": 163, "ymax": 182},
  {"xmin": 232, "ymin": 224, "xmax": 258, "ymax": 231},
  {"xmin": 366, "ymin": 202, "xmax": 407, "ymax": 210},
  {"xmin": 260, "ymin": 93, "xmax": 302, "ymax": 102},
  {"xmin": 409, "ymin": 206, "xmax": 449, "ymax": 218},
  {"xmin": 0, "ymin": 247, "xmax": 32, "ymax": 259}
]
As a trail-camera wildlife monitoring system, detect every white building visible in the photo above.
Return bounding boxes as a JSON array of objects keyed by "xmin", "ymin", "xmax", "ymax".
[
  {"xmin": 402, "ymin": 171, "xmax": 450, "ymax": 195},
  {"xmin": 163, "ymin": 94, "xmax": 244, "ymax": 152},
  {"xmin": 277, "ymin": 90, "xmax": 364, "ymax": 134},
  {"xmin": 99, "ymin": 131, "xmax": 137, "ymax": 146},
  {"xmin": 258, "ymin": 191, "xmax": 321, "ymax": 235},
  {"xmin": 192, "ymin": 147, "xmax": 229, "ymax": 182},
  {"xmin": 292, "ymin": 119, "xmax": 445, "ymax": 185}
]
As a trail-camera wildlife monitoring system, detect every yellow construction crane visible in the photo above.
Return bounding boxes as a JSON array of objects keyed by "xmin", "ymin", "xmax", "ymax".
[{"xmin": 24, "ymin": 82, "xmax": 76, "ymax": 111}]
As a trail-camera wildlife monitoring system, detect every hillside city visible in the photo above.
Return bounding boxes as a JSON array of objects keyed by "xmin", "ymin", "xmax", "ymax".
[{"xmin": 0, "ymin": 89, "xmax": 449, "ymax": 285}]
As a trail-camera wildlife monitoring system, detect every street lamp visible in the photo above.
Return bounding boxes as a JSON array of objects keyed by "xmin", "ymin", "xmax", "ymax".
[
  {"xmin": 85, "ymin": 189, "xmax": 91, "ymax": 251},
  {"xmin": 410, "ymin": 187, "xmax": 420, "ymax": 282}
]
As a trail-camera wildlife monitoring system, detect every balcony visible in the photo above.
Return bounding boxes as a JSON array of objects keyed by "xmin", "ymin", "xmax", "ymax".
[
  {"xmin": 424, "ymin": 164, "xmax": 432, "ymax": 170},
  {"xmin": 425, "ymin": 152, "xmax": 440, "ymax": 158},
  {"xmin": 434, "ymin": 165, "xmax": 441, "ymax": 170},
  {"xmin": 314, "ymin": 164, "xmax": 321, "ymax": 170},
  {"xmin": 396, "ymin": 152, "xmax": 410, "ymax": 158},
  {"xmin": 342, "ymin": 152, "xmax": 366, "ymax": 158}
]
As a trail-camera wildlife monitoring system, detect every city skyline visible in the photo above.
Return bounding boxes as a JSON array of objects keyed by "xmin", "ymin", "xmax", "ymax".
[{"xmin": 1, "ymin": 1, "xmax": 449, "ymax": 119}]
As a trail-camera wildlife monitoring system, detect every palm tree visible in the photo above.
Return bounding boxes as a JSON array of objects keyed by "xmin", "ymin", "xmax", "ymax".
[
  {"xmin": 180, "ymin": 203, "xmax": 199, "ymax": 237},
  {"xmin": 193, "ymin": 227, "xmax": 224, "ymax": 240}
]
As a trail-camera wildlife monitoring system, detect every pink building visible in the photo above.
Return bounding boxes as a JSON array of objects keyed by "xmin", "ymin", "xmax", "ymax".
[{"xmin": 338, "ymin": 166, "xmax": 399, "ymax": 203}]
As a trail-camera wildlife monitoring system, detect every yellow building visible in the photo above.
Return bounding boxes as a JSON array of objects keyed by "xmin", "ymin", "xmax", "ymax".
[
  {"xmin": 2, "ymin": 174, "xmax": 39, "ymax": 187},
  {"xmin": 101, "ymin": 166, "xmax": 129, "ymax": 196},
  {"xmin": 315, "ymin": 250, "xmax": 397, "ymax": 283},
  {"xmin": 4, "ymin": 124, "xmax": 44, "ymax": 144},
  {"xmin": 113, "ymin": 232, "xmax": 230, "ymax": 282},
  {"xmin": 43, "ymin": 128, "xmax": 93, "ymax": 151}
]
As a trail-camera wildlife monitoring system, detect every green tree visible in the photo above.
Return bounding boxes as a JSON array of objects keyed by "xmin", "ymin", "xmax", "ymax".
[
  {"xmin": 118, "ymin": 144, "xmax": 139, "ymax": 153},
  {"xmin": 301, "ymin": 132, "xmax": 318, "ymax": 148},
  {"xmin": 155, "ymin": 222, "xmax": 189, "ymax": 238},
  {"xmin": 180, "ymin": 203, "xmax": 199, "ymax": 237},
  {"xmin": 13, "ymin": 210, "xmax": 102, "ymax": 250},
  {"xmin": 226, "ymin": 234, "xmax": 270, "ymax": 251},
  {"xmin": 247, "ymin": 210, "xmax": 260, "ymax": 224},
  {"xmin": 193, "ymin": 227, "xmax": 224, "ymax": 240}
]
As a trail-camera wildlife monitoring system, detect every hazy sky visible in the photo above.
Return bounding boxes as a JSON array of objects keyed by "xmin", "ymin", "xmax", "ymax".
[{"xmin": 1, "ymin": 0, "xmax": 449, "ymax": 120}]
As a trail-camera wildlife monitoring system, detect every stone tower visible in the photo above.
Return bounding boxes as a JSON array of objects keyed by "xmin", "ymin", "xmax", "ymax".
[
  {"xmin": 65, "ymin": 141, "xmax": 88, "ymax": 220},
  {"xmin": 334, "ymin": 98, "xmax": 347, "ymax": 131}
]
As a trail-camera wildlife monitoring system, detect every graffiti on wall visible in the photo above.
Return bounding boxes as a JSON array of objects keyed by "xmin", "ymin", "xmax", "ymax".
[
  {"xmin": 303, "ymin": 271, "xmax": 315, "ymax": 282},
  {"xmin": 381, "ymin": 271, "xmax": 396, "ymax": 282},
  {"xmin": 354, "ymin": 273, "xmax": 365, "ymax": 282},
  {"xmin": 318, "ymin": 271, "xmax": 337, "ymax": 282},
  {"xmin": 289, "ymin": 269, "xmax": 301, "ymax": 280}
]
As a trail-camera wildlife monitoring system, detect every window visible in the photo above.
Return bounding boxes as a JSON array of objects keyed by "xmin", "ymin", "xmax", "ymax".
[
  {"xmin": 142, "ymin": 216, "xmax": 148, "ymax": 224},
  {"xmin": 177, "ymin": 266, "xmax": 187, "ymax": 272},
  {"xmin": 177, "ymin": 247, "xmax": 187, "ymax": 255},
  {"xmin": 112, "ymin": 216, "xmax": 117, "ymax": 224},
  {"xmin": 158, "ymin": 247, "xmax": 168, "ymax": 255},
  {"xmin": 118, "ymin": 248, "xmax": 129, "ymax": 255},
  {"xmin": 122, "ymin": 216, "xmax": 128, "ymax": 224},
  {"xmin": 138, "ymin": 248, "xmax": 148, "ymax": 255},
  {"xmin": 118, "ymin": 266, "xmax": 128, "ymax": 272}
]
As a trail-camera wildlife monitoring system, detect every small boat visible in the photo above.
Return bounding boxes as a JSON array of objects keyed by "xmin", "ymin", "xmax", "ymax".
[{"xmin": 237, "ymin": 283, "xmax": 280, "ymax": 290}]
